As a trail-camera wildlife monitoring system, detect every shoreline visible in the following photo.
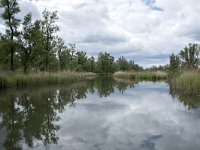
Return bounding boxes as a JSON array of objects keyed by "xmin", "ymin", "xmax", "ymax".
[
  {"xmin": 1, "ymin": 70, "xmax": 200, "ymax": 96},
  {"xmin": 0, "ymin": 71, "xmax": 96, "ymax": 89}
]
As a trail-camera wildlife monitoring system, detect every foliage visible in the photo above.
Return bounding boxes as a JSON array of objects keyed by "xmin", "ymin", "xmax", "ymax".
[
  {"xmin": 0, "ymin": 0, "xmax": 20, "ymax": 71},
  {"xmin": 0, "ymin": 34, "xmax": 10, "ymax": 69},
  {"xmin": 179, "ymin": 43, "xmax": 200, "ymax": 68},
  {"xmin": 18, "ymin": 13, "xmax": 45, "ymax": 72},
  {"xmin": 76, "ymin": 51, "xmax": 88, "ymax": 71},
  {"xmin": 41, "ymin": 9, "xmax": 59, "ymax": 70},
  {"xmin": 168, "ymin": 43, "xmax": 200, "ymax": 74},
  {"xmin": 169, "ymin": 53, "xmax": 180, "ymax": 73},
  {"xmin": 96, "ymin": 52, "xmax": 115, "ymax": 73},
  {"xmin": 56, "ymin": 37, "xmax": 67, "ymax": 70},
  {"xmin": 116, "ymin": 56, "xmax": 129, "ymax": 71},
  {"xmin": 145, "ymin": 65, "xmax": 169, "ymax": 72},
  {"xmin": 0, "ymin": 3, "xmax": 144, "ymax": 74}
]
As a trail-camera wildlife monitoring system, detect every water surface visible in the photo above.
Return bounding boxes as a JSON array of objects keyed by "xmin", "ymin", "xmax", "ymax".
[{"xmin": 0, "ymin": 77, "xmax": 200, "ymax": 150}]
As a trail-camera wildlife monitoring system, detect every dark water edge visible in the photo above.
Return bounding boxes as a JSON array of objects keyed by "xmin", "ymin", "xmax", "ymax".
[{"xmin": 0, "ymin": 77, "xmax": 200, "ymax": 150}]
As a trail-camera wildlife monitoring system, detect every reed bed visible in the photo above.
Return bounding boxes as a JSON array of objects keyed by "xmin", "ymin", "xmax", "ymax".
[
  {"xmin": 0, "ymin": 71, "xmax": 96, "ymax": 89},
  {"xmin": 170, "ymin": 71, "xmax": 200, "ymax": 95},
  {"xmin": 113, "ymin": 71, "xmax": 168, "ymax": 80}
]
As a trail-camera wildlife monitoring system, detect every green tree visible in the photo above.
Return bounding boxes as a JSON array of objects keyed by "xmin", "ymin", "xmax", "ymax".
[
  {"xmin": 55, "ymin": 37, "xmax": 67, "ymax": 70},
  {"xmin": 18, "ymin": 14, "xmax": 46, "ymax": 72},
  {"xmin": 0, "ymin": 0, "xmax": 21, "ymax": 71},
  {"xmin": 127, "ymin": 60, "xmax": 142, "ymax": 71},
  {"xmin": 0, "ymin": 34, "xmax": 10, "ymax": 69},
  {"xmin": 18, "ymin": 13, "xmax": 34, "ymax": 72},
  {"xmin": 85, "ymin": 56, "xmax": 95, "ymax": 72},
  {"xmin": 116, "ymin": 56, "xmax": 129, "ymax": 71},
  {"xmin": 41, "ymin": 9, "xmax": 59, "ymax": 70},
  {"xmin": 97, "ymin": 52, "xmax": 115, "ymax": 73},
  {"xmin": 169, "ymin": 53, "xmax": 180, "ymax": 72},
  {"xmin": 179, "ymin": 43, "xmax": 200, "ymax": 68},
  {"xmin": 76, "ymin": 51, "xmax": 87, "ymax": 71},
  {"xmin": 30, "ymin": 20, "xmax": 46, "ymax": 71},
  {"xmin": 68, "ymin": 43, "xmax": 78, "ymax": 70}
]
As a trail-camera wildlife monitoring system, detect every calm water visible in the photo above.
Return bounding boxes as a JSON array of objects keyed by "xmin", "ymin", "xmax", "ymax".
[{"xmin": 0, "ymin": 77, "xmax": 200, "ymax": 150}]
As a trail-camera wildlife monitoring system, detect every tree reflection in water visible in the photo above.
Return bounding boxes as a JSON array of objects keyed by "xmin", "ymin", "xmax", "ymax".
[
  {"xmin": 0, "ymin": 77, "xmax": 137, "ymax": 150},
  {"xmin": 1, "ymin": 78, "xmax": 199, "ymax": 150}
]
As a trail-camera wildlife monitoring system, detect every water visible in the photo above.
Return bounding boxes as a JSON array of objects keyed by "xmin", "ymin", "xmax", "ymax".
[{"xmin": 0, "ymin": 77, "xmax": 200, "ymax": 150}]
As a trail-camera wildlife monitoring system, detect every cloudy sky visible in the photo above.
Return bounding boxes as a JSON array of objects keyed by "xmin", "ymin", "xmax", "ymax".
[{"xmin": 1, "ymin": 0, "xmax": 200, "ymax": 67}]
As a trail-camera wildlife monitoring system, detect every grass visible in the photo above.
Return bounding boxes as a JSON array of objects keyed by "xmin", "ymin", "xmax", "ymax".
[
  {"xmin": 113, "ymin": 71, "xmax": 168, "ymax": 80},
  {"xmin": 170, "ymin": 70, "xmax": 200, "ymax": 95},
  {"xmin": 0, "ymin": 71, "xmax": 96, "ymax": 89}
]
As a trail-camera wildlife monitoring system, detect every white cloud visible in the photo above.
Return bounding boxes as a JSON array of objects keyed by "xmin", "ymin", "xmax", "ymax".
[{"xmin": 1, "ymin": 0, "xmax": 200, "ymax": 67}]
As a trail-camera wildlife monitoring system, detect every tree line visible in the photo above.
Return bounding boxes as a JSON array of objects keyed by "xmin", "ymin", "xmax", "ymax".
[
  {"xmin": 143, "ymin": 43, "xmax": 200, "ymax": 73},
  {"xmin": 0, "ymin": 0, "xmax": 143, "ymax": 73},
  {"xmin": 169, "ymin": 43, "xmax": 200, "ymax": 73}
]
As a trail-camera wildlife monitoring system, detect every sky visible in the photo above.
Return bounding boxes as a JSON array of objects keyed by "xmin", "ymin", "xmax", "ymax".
[{"xmin": 0, "ymin": 0, "xmax": 200, "ymax": 67}]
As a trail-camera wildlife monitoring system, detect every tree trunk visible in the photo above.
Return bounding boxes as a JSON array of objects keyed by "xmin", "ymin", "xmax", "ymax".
[
  {"xmin": 10, "ymin": 45, "xmax": 14, "ymax": 71},
  {"xmin": 46, "ymin": 52, "xmax": 48, "ymax": 70},
  {"xmin": 23, "ymin": 63, "xmax": 28, "ymax": 73}
]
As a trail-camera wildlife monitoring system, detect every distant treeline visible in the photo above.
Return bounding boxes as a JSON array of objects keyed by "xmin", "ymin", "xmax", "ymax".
[
  {"xmin": 0, "ymin": 0, "xmax": 143, "ymax": 73},
  {"xmin": 143, "ymin": 43, "xmax": 200, "ymax": 73}
]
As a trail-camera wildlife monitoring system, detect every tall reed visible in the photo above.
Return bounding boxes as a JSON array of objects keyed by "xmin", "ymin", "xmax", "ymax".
[
  {"xmin": 170, "ymin": 71, "xmax": 200, "ymax": 95},
  {"xmin": 113, "ymin": 71, "xmax": 168, "ymax": 80},
  {"xmin": 0, "ymin": 71, "xmax": 96, "ymax": 89}
]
